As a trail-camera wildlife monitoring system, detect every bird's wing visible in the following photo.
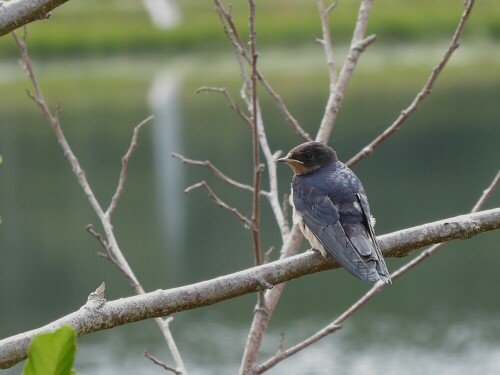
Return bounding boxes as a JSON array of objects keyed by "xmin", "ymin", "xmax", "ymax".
[
  {"xmin": 293, "ymin": 184, "xmax": 380, "ymax": 282},
  {"xmin": 355, "ymin": 193, "xmax": 391, "ymax": 283}
]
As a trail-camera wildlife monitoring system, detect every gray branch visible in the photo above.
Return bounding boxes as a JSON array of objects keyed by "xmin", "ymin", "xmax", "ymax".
[
  {"xmin": 0, "ymin": 0, "xmax": 68, "ymax": 36},
  {"xmin": 0, "ymin": 207, "xmax": 499, "ymax": 369}
]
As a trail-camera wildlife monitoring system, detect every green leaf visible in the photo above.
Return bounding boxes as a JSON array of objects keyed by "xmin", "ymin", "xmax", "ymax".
[
  {"xmin": 0, "ymin": 154, "xmax": 3, "ymax": 164},
  {"xmin": 22, "ymin": 325, "xmax": 77, "ymax": 375}
]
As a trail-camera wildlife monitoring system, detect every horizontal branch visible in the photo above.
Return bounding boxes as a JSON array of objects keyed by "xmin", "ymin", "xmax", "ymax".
[
  {"xmin": 0, "ymin": 0, "xmax": 68, "ymax": 37},
  {"xmin": 1, "ymin": 208, "xmax": 499, "ymax": 369}
]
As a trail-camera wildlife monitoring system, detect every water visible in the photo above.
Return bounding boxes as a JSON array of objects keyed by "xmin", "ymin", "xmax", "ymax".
[{"xmin": 1, "ymin": 46, "xmax": 499, "ymax": 373}]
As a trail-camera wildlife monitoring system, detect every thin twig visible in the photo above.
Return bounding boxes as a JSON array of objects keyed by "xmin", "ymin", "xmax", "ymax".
[
  {"xmin": 213, "ymin": 0, "xmax": 311, "ymax": 142},
  {"xmin": 316, "ymin": 0, "xmax": 376, "ymax": 143},
  {"xmin": 196, "ymin": 86, "xmax": 253, "ymax": 128},
  {"xmin": 257, "ymin": 168, "xmax": 498, "ymax": 373},
  {"xmin": 185, "ymin": 181, "xmax": 253, "ymax": 228},
  {"xmin": 326, "ymin": 0, "xmax": 338, "ymax": 13},
  {"xmin": 85, "ymin": 224, "xmax": 137, "ymax": 283},
  {"xmin": 346, "ymin": 0, "xmax": 477, "ymax": 167},
  {"xmin": 316, "ymin": 0, "xmax": 338, "ymax": 88},
  {"xmin": 85, "ymin": 224, "xmax": 109, "ymax": 251},
  {"xmin": 472, "ymin": 170, "xmax": 500, "ymax": 213},
  {"xmin": 144, "ymin": 352, "xmax": 182, "ymax": 375},
  {"xmin": 106, "ymin": 115, "xmax": 153, "ymax": 218},
  {"xmin": 171, "ymin": 152, "xmax": 256, "ymax": 194},
  {"xmin": 213, "ymin": 0, "xmax": 290, "ymax": 242},
  {"xmin": 258, "ymin": 323, "xmax": 342, "ymax": 374}
]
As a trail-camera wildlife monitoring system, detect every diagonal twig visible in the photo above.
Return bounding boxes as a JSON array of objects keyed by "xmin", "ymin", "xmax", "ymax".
[
  {"xmin": 213, "ymin": 0, "xmax": 290, "ymax": 242},
  {"xmin": 213, "ymin": 0, "xmax": 311, "ymax": 142},
  {"xmin": 316, "ymin": 0, "xmax": 338, "ymax": 89},
  {"xmin": 106, "ymin": 115, "xmax": 153, "ymax": 218},
  {"xmin": 347, "ymin": 0, "xmax": 477, "ymax": 167},
  {"xmin": 185, "ymin": 181, "xmax": 253, "ymax": 228},
  {"xmin": 316, "ymin": 0, "xmax": 376, "ymax": 143},
  {"xmin": 144, "ymin": 351, "xmax": 182, "ymax": 375},
  {"xmin": 171, "ymin": 152, "xmax": 257, "ymax": 194},
  {"xmin": 196, "ymin": 86, "xmax": 253, "ymax": 128}
]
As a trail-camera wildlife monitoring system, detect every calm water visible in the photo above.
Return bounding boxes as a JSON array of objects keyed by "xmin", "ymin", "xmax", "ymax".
[{"xmin": 1, "ymin": 45, "xmax": 499, "ymax": 374}]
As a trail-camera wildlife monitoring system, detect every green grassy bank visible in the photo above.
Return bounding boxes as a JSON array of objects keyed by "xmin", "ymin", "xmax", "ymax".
[{"xmin": 0, "ymin": 0, "xmax": 499, "ymax": 58}]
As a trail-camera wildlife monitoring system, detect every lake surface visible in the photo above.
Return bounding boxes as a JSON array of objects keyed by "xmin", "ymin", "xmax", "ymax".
[{"xmin": 1, "ymin": 44, "xmax": 499, "ymax": 374}]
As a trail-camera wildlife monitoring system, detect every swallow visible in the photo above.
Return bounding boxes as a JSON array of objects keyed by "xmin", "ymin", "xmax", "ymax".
[{"xmin": 278, "ymin": 141, "xmax": 391, "ymax": 284}]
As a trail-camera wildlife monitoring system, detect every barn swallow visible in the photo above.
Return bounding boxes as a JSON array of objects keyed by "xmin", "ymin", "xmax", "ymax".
[{"xmin": 278, "ymin": 141, "xmax": 391, "ymax": 284}]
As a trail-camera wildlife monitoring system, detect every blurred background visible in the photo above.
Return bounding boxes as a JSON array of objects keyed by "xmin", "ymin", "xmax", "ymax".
[{"xmin": 0, "ymin": 0, "xmax": 499, "ymax": 374}]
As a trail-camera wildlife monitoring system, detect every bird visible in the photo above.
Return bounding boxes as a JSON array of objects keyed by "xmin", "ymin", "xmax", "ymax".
[{"xmin": 277, "ymin": 141, "xmax": 391, "ymax": 284}]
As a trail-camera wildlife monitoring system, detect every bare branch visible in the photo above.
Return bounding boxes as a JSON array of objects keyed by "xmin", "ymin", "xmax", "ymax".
[
  {"xmin": 257, "ymin": 323, "xmax": 342, "ymax": 374},
  {"xmin": 1, "ymin": 208, "xmax": 499, "ymax": 369},
  {"xmin": 472, "ymin": 170, "xmax": 500, "ymax": 213},
  {"xmin": 316, "ymin": 0, "xmax": 376, "ymax": 143},
  {"xmin": 196, "ymin": 86, "xmax": 253, "ymax": 128},
  {"xmin": 0, "ymin": 0, "xmax": 68, "ymax": 37},
  {"xmin": 144, "ymin": 352, "xmax": 182, "ymax": 374},
  {"xmin": 240, "ymin": 1, "xmax": 377, "ymax": 370},
  {"xmin": 316, "ymin": 0, "xmax": 338, "ymax": 88},
  {"xmin": 249, "ymin": 0, "xmax": 263, "ymax": 269},
  {"xmin": 85, "ymin": 224, "xmax": 109, "ymax": 251},
  {"xmin": 257, "ymin": 74, "xmax": 312, "ymax": 142},
  {"xmin": 326, "ymin": 0, "xmax": 338, "ymax": 13},
  {"xmin": 185, "ymin": 181, "xmax": 253, "ymax": 228},
  {"xmin": 106, "ymin": 115, "xmax": 153, "ymax": 218},
  {"xmin": 213, "ymin": 0, "xmax": 290, "ymax": 242},
  {"xmin": 213, "ymin": 0, "xmax": 311, "ymax": 142},
  {"xmin": 172, "ymin": 152, "xmax": 256, "ymax": 194},
  {"xmin": 346, "ymin": 0, "xmax": 477, "ymax": 167},
  {"xmin": 13, "ymin": 29, "xmax": 187, "ymax": 374}
]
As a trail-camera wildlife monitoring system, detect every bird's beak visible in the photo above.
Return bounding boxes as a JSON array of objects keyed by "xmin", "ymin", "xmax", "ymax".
[{"xmin": 277, "ymin": 157, "xmax": 303, "ymax": 165}]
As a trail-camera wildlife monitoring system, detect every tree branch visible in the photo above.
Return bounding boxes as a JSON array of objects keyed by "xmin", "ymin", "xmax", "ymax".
[
  {"xmin": 144, "ymin": 351, "xmax": 182, "ymax": 375},
  {"xmin": 12, "ymin": 28, "xmax": 187, "ymax": 374},
  {"xmin": 171, "ymin": 152, "xmax": 257, "ymax": 194},
  {"xmin": 184, "ymin": 181, "xmax": 253, "ymax": 228},
  {"xmin": 346, "ymin": 0, "xmax": 476, "ymax": 167},
  {"xmin": 249, "ymin": 0, "xmax": 262, "ymax": 268},
  {"xmin": 240, "ymin": 2, "xmax": 377, "ymax": 371},
  {"xmin": 212, "ymin": 0, "xmax": 290, "ymax": 243},
  {"xmin": 315, "ymin": 0, "xmax": 375, "ymax": 143},
  {"xmin": 106, "ymin": 115, "xmax": 153, "ymax": 218},
  {"xmin": 195, "ymin": 86, "xmax": 253, "ymax": 128},
  {"xmin": 1, "ymin": 208, "xmax": 498, "ymax": 369},
  {"xmin": 0, "ymin": 0, "xmax": 68, "ymax": 37},
  {"xmin": 213, "ymin": 0, "xmax": 311, "ymax": 142}
]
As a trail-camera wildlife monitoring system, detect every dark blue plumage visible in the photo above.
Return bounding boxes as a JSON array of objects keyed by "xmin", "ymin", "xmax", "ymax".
[{"xmin": 278, "ymin": 142, "xmax": 390, "ymax": 284}]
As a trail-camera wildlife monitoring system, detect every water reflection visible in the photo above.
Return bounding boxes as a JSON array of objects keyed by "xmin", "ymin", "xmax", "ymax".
[
  {"xmin": 0, "ymin": 47, "xmax": 499, "ymax": 373},
  {"xmin": 149, "ymin": 70, "xmax": 186, "ymax": 260}
]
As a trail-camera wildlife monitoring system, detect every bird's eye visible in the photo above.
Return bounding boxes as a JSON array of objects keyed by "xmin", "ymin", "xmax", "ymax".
[{"xmin": 304, "ymin": 151, "xmax": 313, "ymax": 160}]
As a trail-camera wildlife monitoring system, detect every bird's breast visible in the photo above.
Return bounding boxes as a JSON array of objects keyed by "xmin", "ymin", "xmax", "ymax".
[{"xmin": 290, "ymin": 185, "xmax": 328, "ymax": 257}]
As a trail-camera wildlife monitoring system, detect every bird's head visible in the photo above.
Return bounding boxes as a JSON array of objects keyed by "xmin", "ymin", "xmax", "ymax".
[{"xmin": 277, "ymin": 141, "xmax": 338, "ymax": 175}]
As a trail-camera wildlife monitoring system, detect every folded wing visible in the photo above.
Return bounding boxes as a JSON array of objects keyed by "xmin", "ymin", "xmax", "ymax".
[{"xmin": 293, "ymin": 184, "xmax": 385, "ymax": 283}]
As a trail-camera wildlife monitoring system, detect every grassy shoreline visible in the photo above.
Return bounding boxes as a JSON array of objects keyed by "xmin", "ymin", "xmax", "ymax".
[{"xmin": 0, "ymin": 0, "xmax": 498, "ymax": 58}]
